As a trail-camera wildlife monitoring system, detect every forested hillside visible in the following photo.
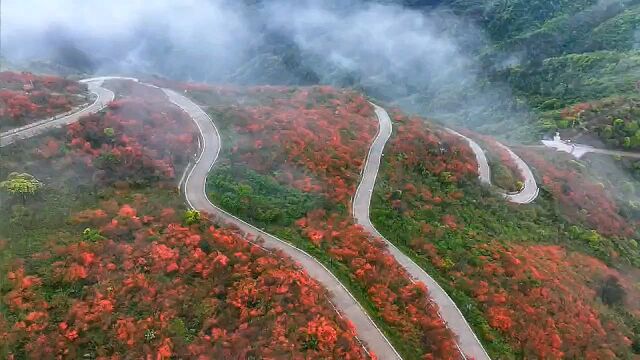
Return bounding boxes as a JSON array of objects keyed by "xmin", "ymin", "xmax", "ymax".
[
  {"xmin": 444, "ymin": 0, "xmax": 640, "ymax": 136},
  {"xmin": 227, "ymin": 0, "xmax": 640, "ymax": 141},
  {"xmin": 7, "ymin": 0, "xmax": 638, "ymax": 143}
]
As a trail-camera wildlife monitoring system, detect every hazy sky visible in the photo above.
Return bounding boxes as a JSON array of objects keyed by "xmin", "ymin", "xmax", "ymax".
[
  {"xmin": 1, "ymin": 0, "xmax": 476, "ymax": 81},
  {"xmin": 1, "ymin": 0, "xmax": 254, "ymax": 79},
  {"xmin": 1, "ymin": 0, "xmax": 528, "ymax": 134}
]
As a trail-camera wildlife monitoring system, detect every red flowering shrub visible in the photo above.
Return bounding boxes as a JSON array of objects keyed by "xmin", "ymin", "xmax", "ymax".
[
  {"xmin": 381, "ymin": 110, "xmax": 478, "ymax": 227},
  {"xmin": 296, "ymin": 210, "xmax": 459, "ymax": 359},
  {"xmin": 195, "ymin": 86, "xmax": 461, "ymax": 358},
  {"xmin": 0, "ymin": 71, "xmax": 88, "ymax": 130},
  {"xmin": 517, "ymin": 148, "xmax": 635, "ymax": 237},
  {"xmin": 225, "ymin": 86, "xmax": 377, "ymax": 204},
  {"xmin": 386, "ymin": 110, "xmax": 479, "ymax": 186},
  {"xmin": 63, "ymin": 84, "xmax": 196, "ymax": 185},
  {"xmin": 0, "ymin": 204, "xmax": 366, "ymax": 359},
  {"xmin": 447, "ymin": 242, "xmax": 638, "ymax": 359},
  {"xmin": 373, "ymin": 110, "xmax": 640, "ymax": 358}
]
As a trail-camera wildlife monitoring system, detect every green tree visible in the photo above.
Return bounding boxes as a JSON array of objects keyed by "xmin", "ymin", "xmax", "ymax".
[
  {"xmin": 601, "ymin": 125, "xmax": 614, "ymax": 138},
  {"xmin": 624, "ymin": 120, "xmax": 639, "ymax": 135},
  {"xmin": 0, "ymin": 172, "xmax": 43, "ymax": 204},
  {"xmin": 183, "ymin": 209, "xmax": 201, "ymax": 226},
  {"xmin": 599, "ymin": 276, "xmax": 626, "ymax": 306},
  {"xmin": 103, "ymin": 127, "xmax": 115, "ymax": 138}
]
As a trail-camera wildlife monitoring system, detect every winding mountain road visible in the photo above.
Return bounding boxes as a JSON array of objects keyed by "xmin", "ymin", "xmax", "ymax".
[
  {"xmin": 353, "ymin": 104, "xmax": 491, "ymax": 360},
  {"xmin": 445, "ymin": 129, "xmax": 538, "ymax": 204},
  {"xmin": 164, "ymin": 88, "xmax": 402, "ymax": 360},
  {"xmin": 446, "ymin": 129, "xmax": 491, "ymax": 185},
  {"xmin": 492, "ymin": 141, "xmax": 539, "ymax": 204},
  {"xmin": 0, "ymin": 79, "xmax": 114, "ymax": 148},
  {"xmin": 1, "ymin": 77, "xmax": 400, "ymax": 358},
  {"xmin": 3, "ymin": 75, "xmax": 544, "ymax": 359}
]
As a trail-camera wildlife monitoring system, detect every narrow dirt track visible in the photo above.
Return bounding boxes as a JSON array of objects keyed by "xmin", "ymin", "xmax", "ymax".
[{"xmin": 353, "ymin": 103, "xmax": 491, "ymax": 360}]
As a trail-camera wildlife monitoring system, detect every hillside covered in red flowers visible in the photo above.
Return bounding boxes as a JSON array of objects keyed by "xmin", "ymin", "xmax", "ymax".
[
  {"xmin": 0, "ymin": 202, "xmax": 366, "ymax": 359},
  {"xmin": 371, "ymin": 110, "xmax": 640, "ymax": 358},
  {"xmin": 191, "ymin": 85, "xmax": 461, "ymax": 359},
  {"xmin": 0, "ymin": 80, "xmax": 366, "ymax": 359},
  {"xmin": 0, "ymin": 71, "xmax": 89, "ymax": 131},
  {"xmin": 64, "ymin": 80, "xmax": 197, "ymax": 186}
]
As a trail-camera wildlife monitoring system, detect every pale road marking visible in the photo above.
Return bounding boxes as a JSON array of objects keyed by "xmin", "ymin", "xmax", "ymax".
[{"xmin": 353, "ymin": 103, "xmax": 491, "ymax": 360}]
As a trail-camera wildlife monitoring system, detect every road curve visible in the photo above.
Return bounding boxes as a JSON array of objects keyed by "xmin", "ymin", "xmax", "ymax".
[
  {"xmin": 445, "ymin": 129, "xmax": 491, "ymax": 185},
  {"xmin": 446, "ymin": 129, "xmax": 538, "ymax": 204},
  {"xmin": 492, "ymin": 142, "xmax": 539, "ymax": 204},
  {"xmin": 353, "ymin": 103, "xmax": 491, "ymax": 360},
  {"xmin": 1, "ymin": 76, "xmax": 400, "ymax": 359},
  {"xmin": 163, "ymin": 88, "xmax": 402, "ymax": 360},
  {"xmin": 1, "ymin": 79, "xmax": 114, "ymax": 148}
]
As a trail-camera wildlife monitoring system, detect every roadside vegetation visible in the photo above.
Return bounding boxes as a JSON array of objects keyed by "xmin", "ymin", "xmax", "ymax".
[
  {"xmin": 459, "ymin": 130, "xmax": 525, "ymax": 193},
  {"xmin": 539, "ymin": 97, "xmax": 640, "ymax": 151},
  {"xmin": 370, "ymin": 110, "xmax": 640, "ymax": 359},
  {"xmin": 187, "ymin": 84, "xmax": 462, "ymax": 360},
  {"xmin": 444, "ymin": 1, "xmax": 640, "ymax": 151},
  {"xmin": 0, "ymin": 80, "xmax": 365, "ymax": 359},
  {"xmin": 0, "ymin": 71, "xmax": 89, "ymax": 132}
]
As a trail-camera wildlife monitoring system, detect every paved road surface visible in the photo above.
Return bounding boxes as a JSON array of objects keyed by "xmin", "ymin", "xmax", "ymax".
[
  {"xmin": 445, "ymin": 129, "xmax": 491, "ymax": 185},
  {"xmin": 164, "ymin": 88, "xmax": 402, "ymax": 360},
  {"xmin": 446, "ymin": 129, "xmax": 538, "ymax": 204},
  {"xmin": 1, "ymin": 79, "xmax": 114, "ymax": 147},
  {"xmin": 492, "ymin": 141, "xmax": 539, "ymax": 204},
  {"xmin": 353, "ymin": 103, "xmax": 491, "ymax": 360},
  {"xmin": 5, "ymin": 75, "xmax": 547, "ymax": 359},
  {"xmin": 541, "ymin": 138, "xmax": 640, "ymax": 160},
  {"xmin": 2, "ymin": 77, "xmax": 401, "ymax": 359}
]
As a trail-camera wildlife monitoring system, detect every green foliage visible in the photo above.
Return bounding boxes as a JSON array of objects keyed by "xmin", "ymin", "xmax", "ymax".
[
  {"xmin": 82, "ymin": 228, "xmax": 105, "ymax": 242},
  {"xmin": 489, "ymin": 161, "xmax": 521, "ymax": 192},
  {"xmin": 599, "ymin": 275, "xmax": 627, "ymax": 306},
  {"xmin": 95, "ymin": 152, "xmax": 120, "ymax": 169},
  {"xmin": 207, "ymin": 165, "xmax": 326, "ymax": 227},
  {"xmin": 168, "ymin": 318, "xmax": 193, "ymax": 343},
  {"xmin": 0, "ymin": 172, "xmax": 43, "ymax": 203},
  {"xmin": 103, "ymin": 127, "xmax": 115, "ymax": 138},
  {"xmin": 446, "ymin": 0, "xmax": 598, "ymax": 42},
  {"xmin": 183, "ymin": 209, "xmax": 201, "ymax": 226},
  {"xmin": 144, "ymin": 329, "xmax": 157, "ymax": 342},
  {"xmin": 502, "ymin": 51, "xmax": 640, "ymax": 109},
  {"xmin": 590, "ymin": 5, "xmax": 640, "ymax": 51},
  {"xmin": 10, "ymin": 205, "xmax": 34, "ymax": 227}
]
